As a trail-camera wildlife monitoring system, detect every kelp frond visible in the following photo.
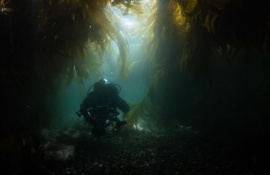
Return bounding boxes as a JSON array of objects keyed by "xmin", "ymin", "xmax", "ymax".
[
  {"xmin": 146, "ymin": 0, "xmax": 270, "ymax": 73},
  {"xmin": 38, "ymin": 0, "xmax": 131, "ymax": 83},
  {"xmin": 111, "ymin": 0, "xmax": 144, "ymax": 15},
  {"xmin": 124, "ymin": 85, "xmax": 162, "ymax": 131},
  {"xmin": 179, "ymin": 0, "xmax": 270, "ymax": 68}
]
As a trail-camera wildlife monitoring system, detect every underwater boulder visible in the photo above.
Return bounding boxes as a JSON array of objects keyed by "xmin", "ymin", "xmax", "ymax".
[{"xmin": 45, "ymin": 145, "xmax": 75, "ymax": 163}]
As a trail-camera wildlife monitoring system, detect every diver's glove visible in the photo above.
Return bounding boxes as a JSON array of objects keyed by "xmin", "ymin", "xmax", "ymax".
[
  {"xmin": 117, "ymin": 120, "xmax": 127, "ymax": 126},
  {"xmin": 112, "ymin": 121, "xmax": 127, "ymax": 135},
  {"xmin": 76, "ymin": 110, "xmax": 82, "ymax": 117}
]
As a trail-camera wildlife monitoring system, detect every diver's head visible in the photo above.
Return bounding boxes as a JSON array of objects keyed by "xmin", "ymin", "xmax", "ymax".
[
  {"xmin": 94, "ymin": 78, "xmax": 118, "ymax": 95},
  {"xmin": 99, "ymin": 78, "xmax": 108, "ymax": 85},
  {"xmin": 94, "ymin": 80, "xmax": 104, "ymax": 92},
  {"xmin": 93, "ymin": 78, "xmax": 109, "ymax": 92}
]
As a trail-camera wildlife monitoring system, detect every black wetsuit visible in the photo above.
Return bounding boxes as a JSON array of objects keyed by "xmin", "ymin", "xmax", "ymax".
[{"xmin": 80, "ymin": 81, "xmax": 129, "ymax": 137}]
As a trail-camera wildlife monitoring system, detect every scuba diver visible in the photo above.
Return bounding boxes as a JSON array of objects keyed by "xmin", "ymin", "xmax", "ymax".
[{"xmin": 76, "ymin": 78, "xmax": 130, "ymax": 138}]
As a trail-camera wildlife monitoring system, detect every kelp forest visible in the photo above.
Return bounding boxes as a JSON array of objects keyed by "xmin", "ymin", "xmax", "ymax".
[{"xmin": 1, "ymin": 0, "xmax": 270, "ymax": 174}]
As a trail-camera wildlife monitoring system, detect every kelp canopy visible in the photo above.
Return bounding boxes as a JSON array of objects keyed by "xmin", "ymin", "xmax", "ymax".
[{"xmin": 1, "ymin": 0, "xmax": 270, "ymax": 136}]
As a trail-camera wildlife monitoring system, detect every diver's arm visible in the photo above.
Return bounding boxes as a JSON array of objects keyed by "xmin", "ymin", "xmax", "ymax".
[
  {"xmin": 80, "ymin": 93, "xmax": 94, "ymax": 117},
  {"xmin": 117, "ymin": 97, "xmax": 130, "ymax": 113}
]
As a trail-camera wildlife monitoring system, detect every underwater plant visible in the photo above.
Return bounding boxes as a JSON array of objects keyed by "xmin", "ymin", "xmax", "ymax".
[
  {"xmin": 128, "ymin": 0, "xmax": 270, "ymax": 130},
  {"xmin": 37, "ymin": 0, "xmax": 130, "ymax": 83}
]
